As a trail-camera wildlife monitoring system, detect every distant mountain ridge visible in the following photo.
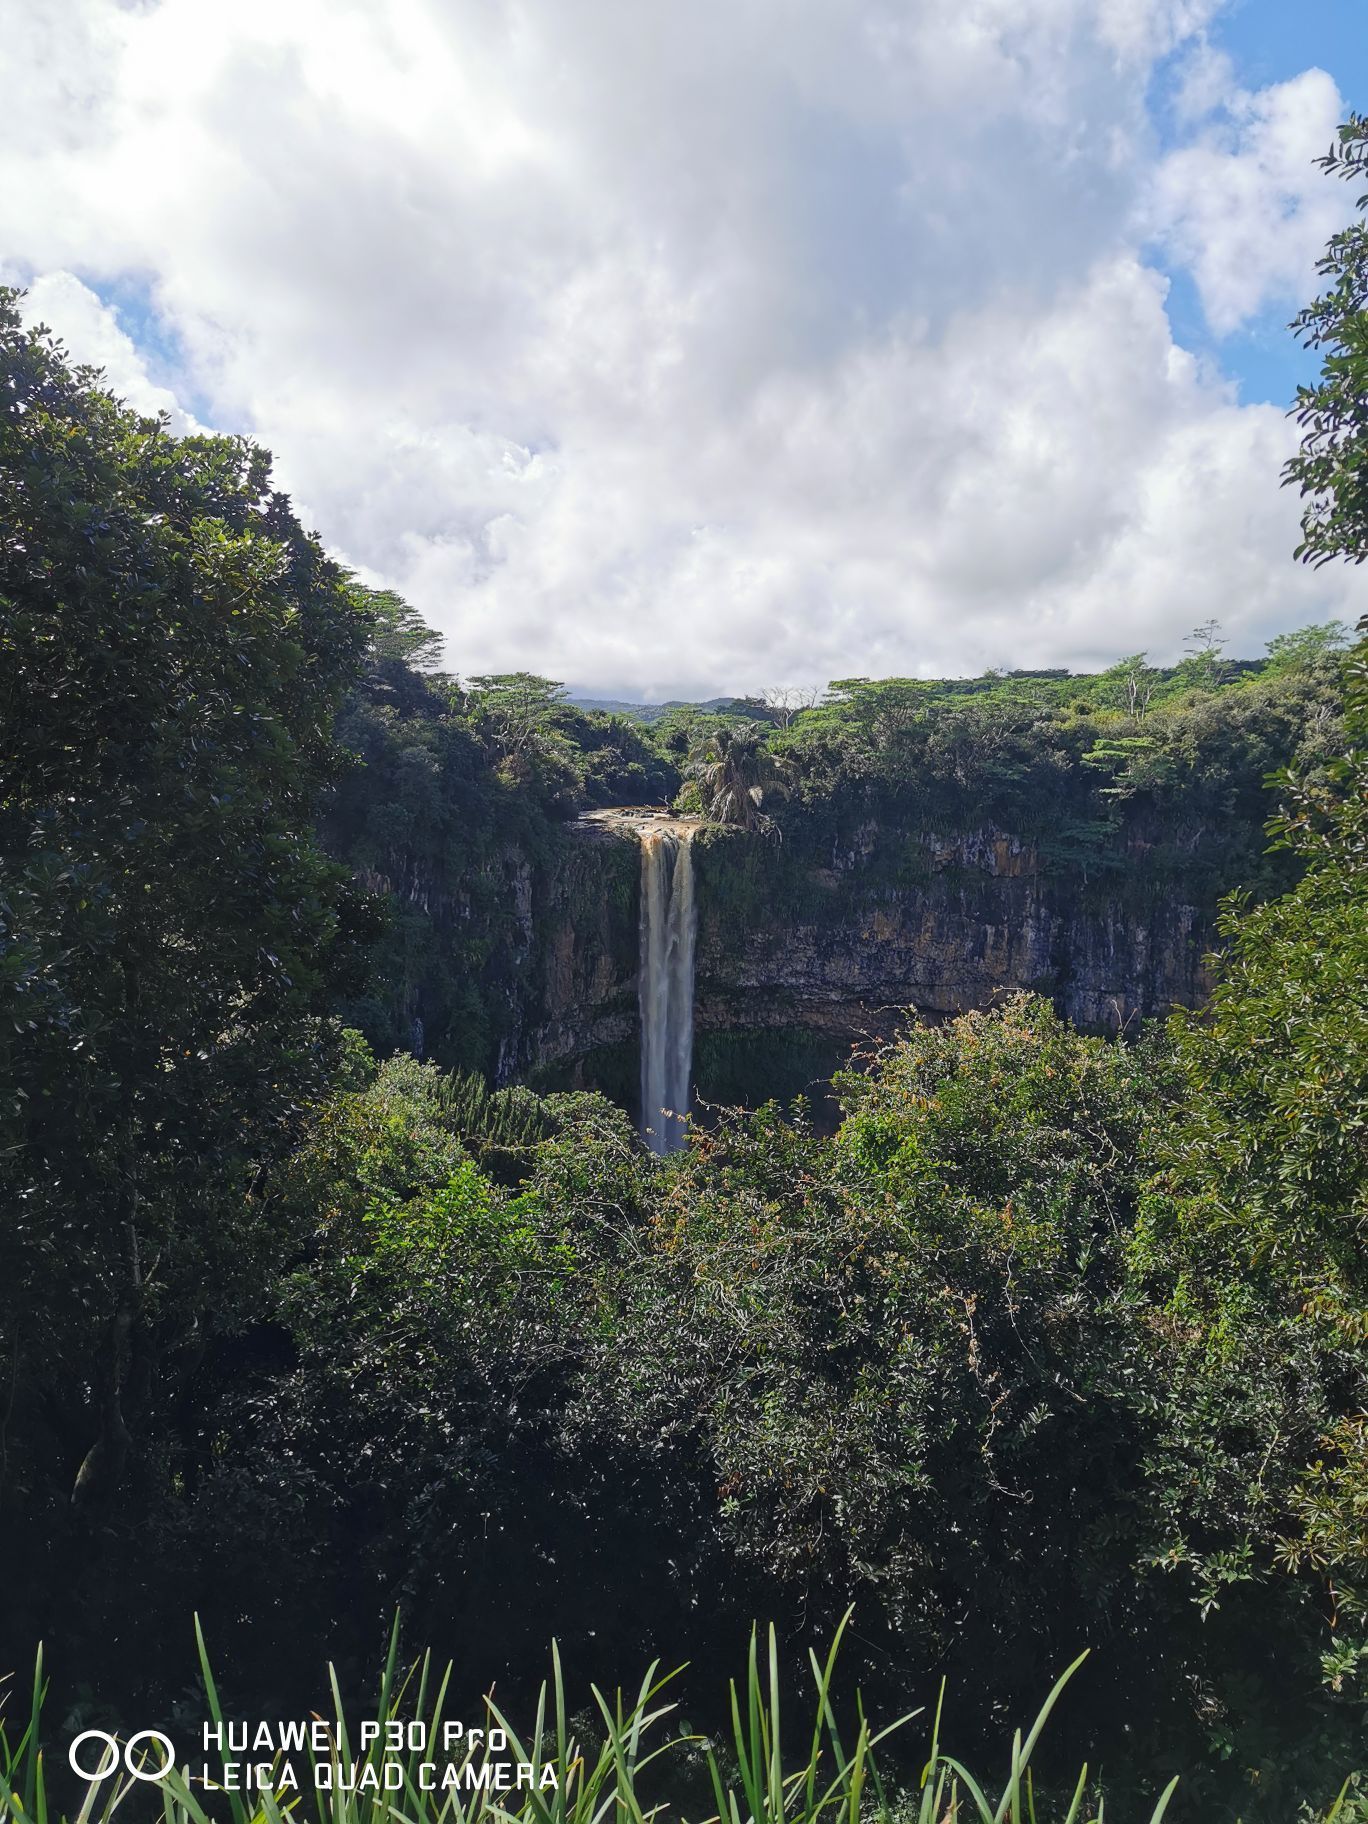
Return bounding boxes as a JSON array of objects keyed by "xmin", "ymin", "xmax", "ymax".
[
  {"xmin": 567, "ymin": 694, "xmax": 751, "ymax": 722},
  {"xmin": 570, "ymin": 662, "xmax": 1275, "ymax": 723}
]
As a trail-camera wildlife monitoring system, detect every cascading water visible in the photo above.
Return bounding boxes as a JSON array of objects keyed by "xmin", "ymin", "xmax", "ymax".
[{"xmin": 638, "ymin": 828, "xmax": 697, "ymax": 1154}]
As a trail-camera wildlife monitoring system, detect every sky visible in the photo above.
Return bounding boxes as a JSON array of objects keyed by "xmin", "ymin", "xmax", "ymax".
[{"xmin": 3, "ymin": 0, "xmax": 1367, "ymax": 699}]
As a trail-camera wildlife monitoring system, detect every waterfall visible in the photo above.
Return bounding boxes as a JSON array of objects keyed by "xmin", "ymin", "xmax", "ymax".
[{"xmin": 638, "ymin": 828, "xmax": 697, "ymax": 1154}]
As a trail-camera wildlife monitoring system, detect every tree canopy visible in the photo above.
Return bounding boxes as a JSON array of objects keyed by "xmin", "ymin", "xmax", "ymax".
[{"xmin": 0, "ymin": 290, "xmax": 374, "ymax": 1513}]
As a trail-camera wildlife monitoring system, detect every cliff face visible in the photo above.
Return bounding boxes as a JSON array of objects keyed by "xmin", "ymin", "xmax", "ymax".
[
  {"xmin": 328, "ymin": 657, "xmax": 1333, "ymax": 1087},
  {"xmin": 693, "ymin": 824, "xmax": 1210, "ymax": 1040},
  {"xmin": 504, "ymin": 814, "xmax": 1217, "ymax": 1082},
  {"xmin": 497, "ymin": 820, "xmax": 640, "ymax": 1081},
  {"xmin": 339, "ymin": 819, "xmax": 641, "ymax": 1083}
]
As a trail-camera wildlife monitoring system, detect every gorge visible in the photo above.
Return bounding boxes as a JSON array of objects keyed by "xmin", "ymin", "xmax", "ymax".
[
  {"xmin": 339, "ymin": 800, "xmax": 1262, "ymax": 1130},
  {"xmin": 324, "ymin": 654, "xmax": 1340, "ymax": 1125}
]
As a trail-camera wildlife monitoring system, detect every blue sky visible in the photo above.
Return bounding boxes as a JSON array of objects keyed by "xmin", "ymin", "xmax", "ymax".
[
  {"xmin": 1152, "ymin": 0, "xmax": 1368, "ymax": 405},
  {"xmin": 3, "ymin": 0, "xmax": 1367, "ymax": 695},
  {"xmin": 1216, "ymin": 0, "xmax": 1366, "ymax": 95}
]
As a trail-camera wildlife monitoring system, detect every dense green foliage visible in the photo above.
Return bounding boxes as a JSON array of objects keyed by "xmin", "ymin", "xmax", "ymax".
[
  {"xmin": 16, "ymin": 990, "xmax": 1368, "ymax": 1814},
  {"xmin": 768, "ymin": 647, "xmax": 1345, "ymax": 889},
  {"xmin": 1286, "ymin": 113, "xmax": 1368, "ymax": 570},
  {"xmin": 683, "ymin": 721, "xmax": 788, "ymax": 832},
  {"xmin": 0, "ymin": 290, "xmax": 376, "ymax": 1544}
]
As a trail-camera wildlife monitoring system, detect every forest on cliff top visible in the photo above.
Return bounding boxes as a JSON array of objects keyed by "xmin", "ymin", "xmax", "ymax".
[{"xmin": 3, "ymin": 113, "xmax": 1368, "ymax": 1824}]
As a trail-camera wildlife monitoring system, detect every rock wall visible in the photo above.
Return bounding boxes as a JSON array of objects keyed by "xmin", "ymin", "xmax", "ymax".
[
  {"xmin": 497, "ymin": 819, "xmax": 640, "ymax": 1081},
  {"xmin": 507, "ymin": 814, "xmax": 1218, "ymax": 1081},
  {"xmin": 351, "ymin": 804, "xmax": 1243, "ymax": 1087},
  {"xmin": 693, "ymin": 825, "xmax": 1210, "ymax": 1040}
]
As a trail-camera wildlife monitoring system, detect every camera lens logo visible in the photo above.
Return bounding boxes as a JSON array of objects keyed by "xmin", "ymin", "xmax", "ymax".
[{"xmin": 69, "ymin": 1730, "xmax": 176, "ymax": 1783}]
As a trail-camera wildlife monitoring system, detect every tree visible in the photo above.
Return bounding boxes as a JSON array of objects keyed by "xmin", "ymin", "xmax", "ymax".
[
  {"xmin": 358, "ymin": 585, "xmax": 446, "ymax": 672},
  {"xmin": 1162, "ymin": 620, "xmax": 1368, "ymax": 1308},
  {"xmin": 685, "ymin": 721, "xmax": 787, "ymax": 832},
  {"xmin": 1163, "ymin": 118, "xmax": 1368, "ymax": 1301},
  {"xmin": 760, "ymin": 685, "xmax": 819, "ymax": 730},
  {"xmin": 1263, "ymin": 620, "xmax": 1351, "ymax": 675},
  {"xmin": 1138, "ymin": 115, "xmax": 1368, "ymax": 1704},
  {"xmin": 588, "ymin": 999, "xmax": 1173, "ymax": 1703},
  {"xmin": 1137, "ymin": 620, "xmax": 1368, "ymax": 1710},
  {"xmin": 1285, "ymin": 114, "xmax": 1368, "ymax": 568},
  {"xmin": 1099, "ymin": 652, "xmax": 1158, "ymax": 719},
  {"xmin": 0, "ymin": 291, "xmax": 373, "ymax": 1514},
  {"xmin": 467, "ymin": 672, "xmax": 569, "ymax": 762},
  {"xmin": 821, "ymin": 676, "xmax": 934, "ymax": 752},
  {"xmin": 1178, "ymin": 619, "xmax": 1228, "ymax": 691}
]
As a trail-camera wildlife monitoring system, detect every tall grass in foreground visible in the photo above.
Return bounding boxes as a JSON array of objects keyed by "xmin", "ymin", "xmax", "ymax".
[{"xmin": 0, "ymin": 1617, "xmax": 1357, "ymax": 1824}]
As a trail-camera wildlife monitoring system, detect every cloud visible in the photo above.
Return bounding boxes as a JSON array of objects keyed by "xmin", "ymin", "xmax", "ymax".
[
  {"xmin": 1149, "ymin": 65, "xmax": 1353, "ymax": 334},
  {"xmin": 0, "ymin": 0, "xmax": 1363, "ymax": 696}
]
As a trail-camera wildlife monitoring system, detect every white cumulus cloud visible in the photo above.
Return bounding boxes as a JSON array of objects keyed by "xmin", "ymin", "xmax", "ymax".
[
  {"xmin": 0, "ymin": 0, "xmax": 1362, "ymax": 696},
  {"xmin": 1149, "ymin": 65, "xmax": 1353, "ymax": 334}
]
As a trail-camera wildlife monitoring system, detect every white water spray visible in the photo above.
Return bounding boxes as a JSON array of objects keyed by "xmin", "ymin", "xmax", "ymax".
[{"xmin": 638, "ymin": 828, "xmax": 697, "ymax": 1154}]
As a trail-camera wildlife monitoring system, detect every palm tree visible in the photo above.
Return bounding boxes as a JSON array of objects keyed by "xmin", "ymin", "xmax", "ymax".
[{"xmin": 685, "ymin": 722, "xmax": 788, "ymax": 833}]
